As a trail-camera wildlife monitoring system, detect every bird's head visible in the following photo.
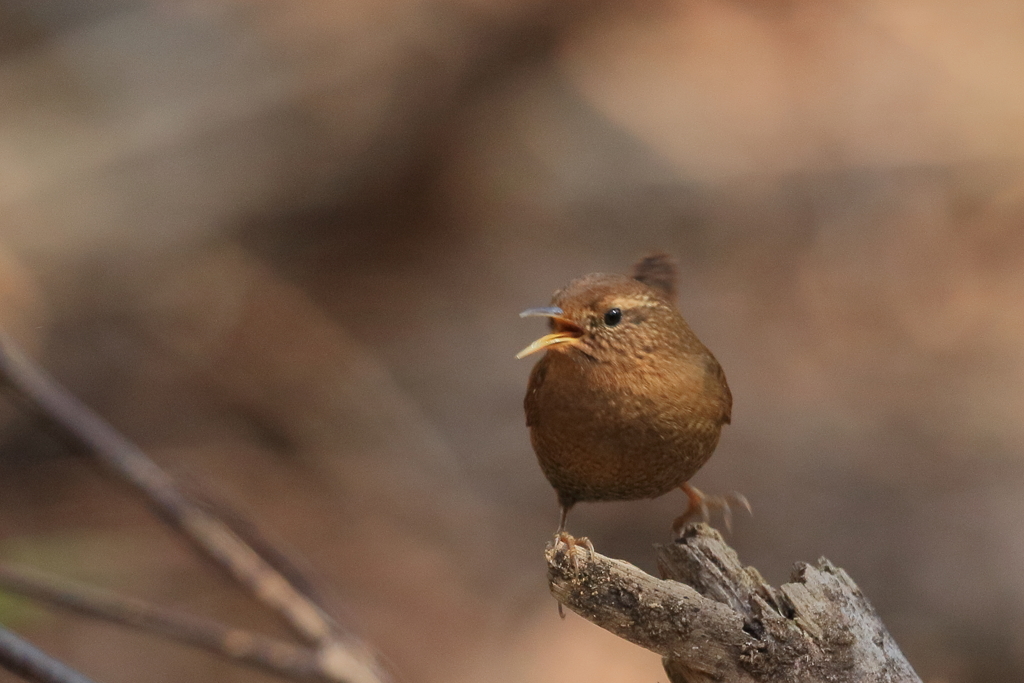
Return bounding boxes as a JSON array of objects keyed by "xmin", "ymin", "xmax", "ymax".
[{"xmin": 516, "ymin": 273, "xmax": 694, "ymax": 364}]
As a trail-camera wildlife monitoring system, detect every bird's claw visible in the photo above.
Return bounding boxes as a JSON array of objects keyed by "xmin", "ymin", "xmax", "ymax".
[
  {"xmin": 672, "ymin": 485, "xmax": 751, "ymax": 537},
  {"xmin": 552, "ymin": 531, "xmax": 594, "ymax": 573},
  {"xmin": 551, "ymin": 531, "xmax": 594, "ymax": 618}
]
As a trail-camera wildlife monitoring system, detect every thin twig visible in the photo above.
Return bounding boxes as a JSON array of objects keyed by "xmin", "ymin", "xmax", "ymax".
[
  {"xmin": 0, "ymin": 562, "xmax": 330, "ymax": 681},
  {"xmin": 183, "ymin": 482, "xmax": 330, "ymax": 614},
  {"xmin": 0, "ymin": 336, "xmax": 383, "ymax": 683},
  {"xmin": 0, "ymin": 625, "xmax": 99, "ymax": 683}
]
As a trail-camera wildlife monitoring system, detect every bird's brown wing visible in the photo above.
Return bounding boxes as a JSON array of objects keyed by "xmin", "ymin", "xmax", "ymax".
[
  {"xmin": 705, "ymin": 355, "xmax": 732, "ymax": 425},
  {"xmin": 632, "ymin": 252, "xmax": 677, "ymax": 301},
  {"xmin": 524, "ymin": 356, "xmax": 549, "ymax": 427}
]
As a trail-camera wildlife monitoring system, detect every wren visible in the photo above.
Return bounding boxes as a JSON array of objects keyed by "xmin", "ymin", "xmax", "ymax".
[{"xmin": 518, "ymin": 254, "xmax": 744, "ymax": 538}]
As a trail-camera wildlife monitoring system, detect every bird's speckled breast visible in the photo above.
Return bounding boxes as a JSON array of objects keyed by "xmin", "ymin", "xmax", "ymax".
[{"xmin": 526, "ymin": 350, "xmax": 727, "ymax": 506}]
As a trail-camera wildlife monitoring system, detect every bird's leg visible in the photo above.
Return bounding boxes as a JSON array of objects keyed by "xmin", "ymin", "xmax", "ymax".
[
  {"xmin": 672, "ymin": 483, "xmax": 751, "ymax": 536},
  {"xmin": 557, "ymin": 504, "xmax": 569, "ymax": 535}
]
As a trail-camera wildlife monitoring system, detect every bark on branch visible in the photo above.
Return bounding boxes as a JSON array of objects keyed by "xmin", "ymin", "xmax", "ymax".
[{"xmin": 547, "ymin": 525, "xmax": 921, "ymax": 683}]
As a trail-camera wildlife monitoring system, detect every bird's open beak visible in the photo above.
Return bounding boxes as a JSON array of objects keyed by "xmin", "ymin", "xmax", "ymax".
[{"xmin": 516, "ymin": 307, "xmax": 585, "ymax": 359}]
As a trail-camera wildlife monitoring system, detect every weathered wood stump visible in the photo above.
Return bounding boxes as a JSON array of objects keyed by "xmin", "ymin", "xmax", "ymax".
[{"xmin": 546, "ymin": 524, "xmax": 920, "ymax": 683}]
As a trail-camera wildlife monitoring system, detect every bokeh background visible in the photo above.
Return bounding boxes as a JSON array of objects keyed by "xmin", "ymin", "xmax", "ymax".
[{"xmin": 2, "ymin": 1, "xmax": 1024, "ymax": 681}]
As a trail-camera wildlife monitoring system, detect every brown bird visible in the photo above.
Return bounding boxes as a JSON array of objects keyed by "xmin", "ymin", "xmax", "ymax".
[{"xmin": 518, "ymin": 254, "xmax": 745, "ymax": 539}]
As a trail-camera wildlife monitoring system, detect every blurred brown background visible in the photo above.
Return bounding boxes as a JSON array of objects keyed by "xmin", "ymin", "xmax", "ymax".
[{"xmin": 2, "ymin": 1, "xmax": 1024, "ymax": 681}]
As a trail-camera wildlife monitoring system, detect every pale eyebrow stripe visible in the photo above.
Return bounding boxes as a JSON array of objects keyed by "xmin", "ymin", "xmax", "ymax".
[
  {"xmin": 617, "ymin": 296, "xmax": 661, "ymax": 308},
  {"xmin": 588, "ymin": 295, "xmax": 662, "ymax": 311}
]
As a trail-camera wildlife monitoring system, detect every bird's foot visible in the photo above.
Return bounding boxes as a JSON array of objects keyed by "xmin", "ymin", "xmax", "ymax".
[
  {"xmin": 550, "ymin": 531, "xmax": 594, "ymax": 618},
  {"xmin": 551, "ymin": 531, "xmax": 595, "ymax": 573},
  {"xmin": 672, "ymin": 484, "xmax": 751, "ymax": 537}
]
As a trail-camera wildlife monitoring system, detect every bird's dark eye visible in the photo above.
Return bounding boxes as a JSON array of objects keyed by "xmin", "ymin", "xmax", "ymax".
[{"xmin": 603, "ymin": 308, "xmax": 622, "ymax": 327}]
